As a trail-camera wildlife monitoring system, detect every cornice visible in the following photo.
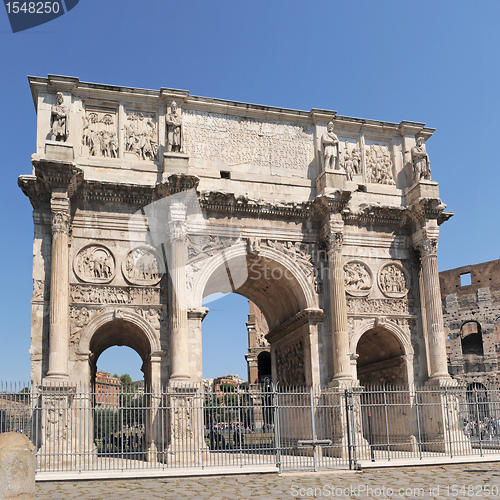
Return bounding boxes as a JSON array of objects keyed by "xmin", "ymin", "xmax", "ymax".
[{"xmin": 267, "ymin": 308, "xmax": 325, "ymax": 344}]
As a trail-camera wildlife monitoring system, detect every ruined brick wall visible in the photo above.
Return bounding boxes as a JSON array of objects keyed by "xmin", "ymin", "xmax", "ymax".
[{"xmin": 440, "ymin": 259, "xmax": 500, "ymax": 385}]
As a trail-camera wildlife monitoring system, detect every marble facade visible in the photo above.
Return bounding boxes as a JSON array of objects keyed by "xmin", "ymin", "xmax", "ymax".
[{"xmin": 19, "ymin": 75, "xmax": 454, "ymax": 460}]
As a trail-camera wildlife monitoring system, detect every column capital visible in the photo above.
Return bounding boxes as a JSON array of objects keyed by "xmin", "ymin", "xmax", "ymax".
[
  {"xmin": 322, "ymin": 214, "xmax": 345, "ymax": 252},
  {"xmin": 414, "ymin": 238, "xmax": 438, "ymax": 258}
]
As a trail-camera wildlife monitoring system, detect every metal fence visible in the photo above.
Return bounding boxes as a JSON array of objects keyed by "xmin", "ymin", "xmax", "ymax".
[{"xmin": 2, "ymin": 381, "xmax": 500, "ymax": 477}]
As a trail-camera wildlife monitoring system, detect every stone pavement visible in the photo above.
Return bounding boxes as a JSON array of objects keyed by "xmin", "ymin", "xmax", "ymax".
[{"xmin": 36, "ymin": 462, "xmax": 500, "ymax": 499}]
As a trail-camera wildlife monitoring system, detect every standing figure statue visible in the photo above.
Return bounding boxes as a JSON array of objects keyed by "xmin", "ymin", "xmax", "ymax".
[
  {"xmin": 50, "ymin": 92, "xmax": 69, "ymax": 142},
  {"xmin": 321, "ymin": 121, "xmax": 339, "ymax": 170},
  {"xmin": 166, "ymin": 101, "xmax": 182, "ymax": 152},
  {"xmin": 411, "ymin": 136, "xmax": 431, "ymax": 182}
]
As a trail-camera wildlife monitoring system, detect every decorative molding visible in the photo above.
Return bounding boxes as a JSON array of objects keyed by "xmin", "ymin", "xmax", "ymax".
[{"xmin": 267, "ymin": 308, "xmax": 324, "ymax": 344}]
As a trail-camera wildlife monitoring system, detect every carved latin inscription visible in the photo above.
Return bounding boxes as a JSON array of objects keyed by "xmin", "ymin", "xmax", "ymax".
[
  {"xmin": 182, "ymin": 110, "xmax": 314, "ymax": 171},
  {"xmin": 74, "ymin": 245, "xmax": 116, "ymax": 283}
]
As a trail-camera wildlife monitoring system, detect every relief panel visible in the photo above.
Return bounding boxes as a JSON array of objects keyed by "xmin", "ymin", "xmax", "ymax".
[
  {"xmin": 124, "ymin": 110, "xmax": 158, "ymax": 161},
  {"xmin": 344, "ymin": 260, "xmax": 373, "ymax": 297},
  {"xmin": 82, "ymin": 107, "xmax": 119, "ymax": 158},
  {"xmin": 123, "ymin": 246, "xmax": 163, "ymax": 285},
  {"xmin": 364, "ymin": 140, "xmax": 395, "ymax": 185},
  {"xmin": 73, "ymin": 245, "xmax": 116, "ymax": 284},
  {"xmin": 378, "ymin": 261, "xmax": 410, "ymax": 298}
]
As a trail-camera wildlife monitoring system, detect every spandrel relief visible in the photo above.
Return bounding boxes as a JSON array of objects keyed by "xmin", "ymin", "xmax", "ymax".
[
  {"xmin": 124, "ymin": 110, "xmax": 158, "ymax": 161},
  {"xmin": 378, "ymin": 262, "xmax": 410, "ymax": 298},
  {"xmin": 123, "ymin": 246, "xmax": 163, "ymax": 286},
  {"xmin": 344, "ymin": 260, "xmax": 373, "ymax": 297},
  {"xmin": 82, "ymin": 108, "xmax": 118, "ymax": 158},
  {"xmin": 365, "ymin": 143, "xmax": 395, "ymax": 185},
  {"xmin": 74, "ymin": 245, "xmax": 116, "ymax": 284}
]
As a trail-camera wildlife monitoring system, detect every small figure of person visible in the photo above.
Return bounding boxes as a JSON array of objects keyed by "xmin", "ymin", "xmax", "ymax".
[
  {"xmin": 51, "ymin": 92, "xmax": 69, "ymax": 142},
  {"xmin": 166, "ymin": 101, "xmax": 182, "ymax": 152},
  {"xmin": 321, "ymin": 121, "xmax": 339, "ymax": 170},
  {"xmin": 411, "ymin": 136, "xmax": 431, "ymax": 182}
]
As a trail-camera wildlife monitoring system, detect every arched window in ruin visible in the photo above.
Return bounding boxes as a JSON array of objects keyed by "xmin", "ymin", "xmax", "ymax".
[
  {"xmin": 257, "ymin": 351, "xmax": 272, "ymax": 382},
  {"xmin": 461, "ymin": 321, "xmax": 483, "ymax": 356}
]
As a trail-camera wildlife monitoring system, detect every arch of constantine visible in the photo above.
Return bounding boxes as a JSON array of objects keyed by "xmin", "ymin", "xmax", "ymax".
[{"xmin": 18, "ymin": 74, "xmax": 455, "ymax": 467}]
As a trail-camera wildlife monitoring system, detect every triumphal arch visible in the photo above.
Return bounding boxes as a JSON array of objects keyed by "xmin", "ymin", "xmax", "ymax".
[{"xmin": 19, "ymin": 75, "xmax": 454, "ymax": 462}]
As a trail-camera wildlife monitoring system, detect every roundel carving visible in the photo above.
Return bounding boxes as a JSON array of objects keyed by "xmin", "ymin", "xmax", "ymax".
[
  {"xmin": 74, "ymin": 245, "xmax": 116, "ymax": 284},
  {"xmin": 123, "ymin": 246, "xmax": 164, "ymax": 286},
  {"xmin": 378, "ymin": 261, "xmax": 410, "ymax": 298},
  {"xmin": 344, "ymin": 260, "xmax": 373, "ymax": 297}
]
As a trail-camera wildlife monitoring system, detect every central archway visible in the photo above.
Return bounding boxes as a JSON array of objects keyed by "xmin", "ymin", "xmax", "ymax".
[{"xmin": 190, "ymin": 244, "xmax": 320, "ymax": 386}]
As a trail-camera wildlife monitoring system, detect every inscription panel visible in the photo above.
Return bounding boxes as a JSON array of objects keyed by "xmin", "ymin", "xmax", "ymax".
[{"xmin": 183, "ymin": 110, "xmax": 314, "ymax": 173}]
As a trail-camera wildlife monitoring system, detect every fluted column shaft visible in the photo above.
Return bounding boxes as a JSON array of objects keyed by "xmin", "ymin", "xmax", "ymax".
[
  {"xmin": 169, "ymin": 202, "xmax": 189, "ymax": 380},
  {"xmin": 326, "ymin": 219, "xmax": 351, "ymax": 381},
  {"xmin": 47, "ymin": 195, "xmax": 70, "ymax": 378},
  {"xmin": 417, "ymin": 239, "xmax": 450, "ymax": 380}
]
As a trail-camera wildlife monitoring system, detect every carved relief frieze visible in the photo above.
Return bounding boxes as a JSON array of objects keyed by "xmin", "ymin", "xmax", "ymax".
[
  {"xmin": 378, "ymin": 261, "xmax": 410, "ymax": 298},
  {"xmin": 276, "ymin": 340, "xmax": 305, "ymax": 385},
  {"xmin": 172, "ymin": 396, "xmax": 194, "ymax": 439},
  {"xmin": 182, "ymin": 110, "xmax": 314, "ymax": 171},
  {"xmin": 69, "ymin": 306, "xmax": 95, "ymax": 349},
  {"xmin": 365, "ymin": 144, "xmax": 395, "ymax": 185},
  {"xmin": 74, "ymin": 245, "xmax": 116, "ymax": 284},
  {"xmin": 123, "ymin": 246, "xmax": 163, "ymax": 286},
  {"xmin": 346, "ymin": 297, "xmax": 413, "ymax": 315},
  {"xmin": 82, "ymin": 108, "xmax": 118, "ymax": 158},
  {"xmin": 124, "ymin": 110, "xmax": 158, "ymax": 161},
  {"xmin": 70, "ymin": 285, "xmax": 159, "ymax": 305},
  {"xmin": 344, "ymin": 260, "xmax": 373, "ymax": 297},
  {"xmin": 33, "ymin": 280, "xmax": 49, "ymax": 301}
]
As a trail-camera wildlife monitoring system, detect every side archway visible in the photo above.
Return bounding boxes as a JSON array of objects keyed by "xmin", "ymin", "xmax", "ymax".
[{"xmin": 351, "ymin": 319, "xmax": 413, "ymax": 386}]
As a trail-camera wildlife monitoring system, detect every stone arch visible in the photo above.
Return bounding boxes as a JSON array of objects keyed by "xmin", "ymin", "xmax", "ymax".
[
  {"xmin": 351, "ymin": 319, "xmax": 413, "ymax": 386},
  {"xmin": 191, "ymin": 242, "xmax": 318, "ymax": 330},
  {"xmin": 78, "ymin": 308, "xmax": 163, "ymax": 387},
  {"xmin": 461, "ymin": 320, "xmax": 483, "ymax": 356}
]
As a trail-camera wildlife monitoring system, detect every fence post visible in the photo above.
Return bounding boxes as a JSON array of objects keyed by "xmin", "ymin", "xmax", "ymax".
[{"xmin": 273, "ymin": 384, "xmax": 281, "ymax": 473}]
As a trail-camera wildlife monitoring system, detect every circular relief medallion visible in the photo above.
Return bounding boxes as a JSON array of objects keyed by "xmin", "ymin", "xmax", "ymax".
[
  {"xmin": 123, "ymin": 246, "xmax": 164, "ymax": 286},
  {"xmin": 378, "ymin": 261, "xmax": 410, "ymax": 298},
  {"xmin": 344, "ymin": 260, "xmax": 373, "ymax": 297},
  {"xmin": 74, "ymin": 245, "xmax": 116, "ymax": 284}
]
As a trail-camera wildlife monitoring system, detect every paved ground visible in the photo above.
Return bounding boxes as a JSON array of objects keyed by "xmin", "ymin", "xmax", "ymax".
[{"xmin": 36, "ymin": 462, "xmax": 500, "ymax": 499}]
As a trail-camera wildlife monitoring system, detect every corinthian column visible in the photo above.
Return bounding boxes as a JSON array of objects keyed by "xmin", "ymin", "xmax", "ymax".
[
  {"xmin": 169, "ymin": 201, "xmax": 190, "ymax": 380},
  {"xmin": 47, "ymin": 195, "xmax": 70, "ymax": 379},
  {"xmin": 325, "ymin": 216, "xmax": 351, "ymax": 381},
  {"xmin": 415, "ymin": 238, "xmax": 451, "ymax": 381}
]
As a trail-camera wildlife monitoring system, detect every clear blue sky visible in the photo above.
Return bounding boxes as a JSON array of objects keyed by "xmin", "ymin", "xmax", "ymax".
[{"xmin": 1, "ymin": 0, "xmax": 499, "ymax": 382}]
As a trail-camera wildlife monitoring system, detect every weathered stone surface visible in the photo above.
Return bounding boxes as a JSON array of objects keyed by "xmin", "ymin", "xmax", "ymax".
[{"xmin": 0, "ymin": 433, "xmax": 36, "ymax": 500}]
